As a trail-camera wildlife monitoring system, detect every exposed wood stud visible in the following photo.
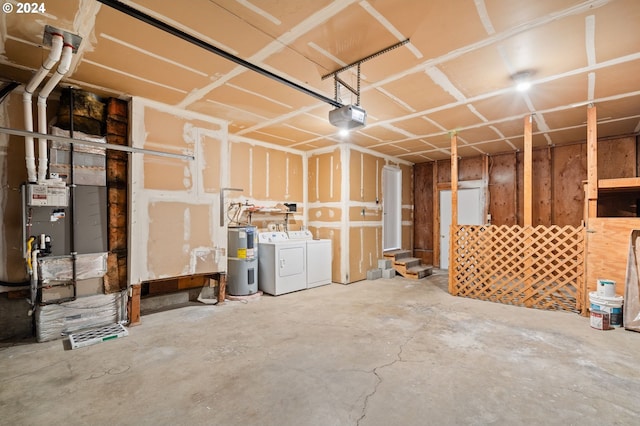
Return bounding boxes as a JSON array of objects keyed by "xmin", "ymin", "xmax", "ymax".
[
  {"xmin": 449, "ymin": 133, "xmax": 458, "ymax": 295},
  {"xmin": 524, "ymin": 115, "xmax": 533, "ymax": 227},
  {"xmin": 587, "ymin": 105, "xmax": 598, "ymax": 219}
]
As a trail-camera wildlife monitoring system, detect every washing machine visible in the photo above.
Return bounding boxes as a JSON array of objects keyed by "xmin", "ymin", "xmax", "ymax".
[
  {"xmin": 258, "ymin": 232, "xmax": 306, "ymax": 296},
  {"xmin": 288, "ymin": 230, "xmax": 332, "ymax": 288}
]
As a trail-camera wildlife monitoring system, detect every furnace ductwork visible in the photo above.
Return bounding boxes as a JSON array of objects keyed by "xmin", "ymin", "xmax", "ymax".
[
  {"xmin": 23, "ymin": 33, "xmax": 64, "ymax": 183},
  {"xmin": 37, "ymin": 42, "xmax": 74, "ymax": 182}
]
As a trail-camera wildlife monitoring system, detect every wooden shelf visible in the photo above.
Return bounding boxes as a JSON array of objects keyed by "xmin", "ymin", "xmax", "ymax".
[{"xmin": 598, "ymin": 177, "xmax": 640, "ymax": 192}]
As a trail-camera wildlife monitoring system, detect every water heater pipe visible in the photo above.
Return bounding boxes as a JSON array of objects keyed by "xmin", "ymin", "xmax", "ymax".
[
  {"xmin": 220, "ymin": 188, "xmax": 243, "ymax": 226},
  {"xmin": 23, "ymin": 33, "xmax": 63, "ymax": 183},
  {"xmin": 37, "ymin": 43, "xmax": 74, "ymax": 182}
]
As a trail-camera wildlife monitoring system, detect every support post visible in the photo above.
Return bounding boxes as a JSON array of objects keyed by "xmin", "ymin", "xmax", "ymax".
[
  {"xmin": 523, "ymin": 115, "xmax": 533, "ymax": 227},
  {"xmin": 587, "ymin": 104, "xmax": 598, "ymax": 220},
  {"xmin": 448, "ymin": 133, "xmax": 458, "ymax": 295},
  {"xmin": 128, "ymin": 283, "xmax": 141, "ymax": 326}
]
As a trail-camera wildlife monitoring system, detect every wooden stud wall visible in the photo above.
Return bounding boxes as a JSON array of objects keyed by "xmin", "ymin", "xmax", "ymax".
[
  {"xmin": 414, "ymin": 136, "xmax": 638, "ymax": 267},
  {"xmin": 105, "ymin": 98, "xmax": 128, "ymax": 294}
]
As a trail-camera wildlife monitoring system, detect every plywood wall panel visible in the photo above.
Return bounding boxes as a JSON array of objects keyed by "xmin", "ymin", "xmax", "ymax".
[
  {"xmin": 268, "ymin": 149, "xmax": 287, "ymax": 200},
  {"xmin": 598, "ymin": 136, "xmax": 636, "ymax": 179},
  {"xmin": 413, "ymin": 162, "xmax": 433, "ymax": 257},
  {"xmin": 400, "ymin": 163, "xmax": 414, "ymax": 205},
  {"xmin": 489, "ymin": 153, "xmax": 517, "ymax": 226},
  {"xmin": 553, "ymin": 144, "xmax": 586, "ymax": 226},
  {"xmin": 517, "ymin": 149, "xmax": 552, "ymax": 226},
  {"xmin": 437, "ymin": 159, "xmax": 451, "ymax": 183},
  {"xmin": 587, "ymin": 217, "xmax": 640, "ymax": 296},
  {"xmin": 459, "ymin": 157, "xmax": 484, "ymax": 181}
]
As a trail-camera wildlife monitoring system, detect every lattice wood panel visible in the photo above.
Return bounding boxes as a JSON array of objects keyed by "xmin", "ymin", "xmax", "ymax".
[{"xmin": 451, "ymin": 225, "xmax": 586, "ymax": 314}]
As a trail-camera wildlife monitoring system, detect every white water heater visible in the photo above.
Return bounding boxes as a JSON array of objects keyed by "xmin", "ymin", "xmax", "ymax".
[{"xmin": 227, "ymin": 225, "xmax": 258, "ymax": 296}]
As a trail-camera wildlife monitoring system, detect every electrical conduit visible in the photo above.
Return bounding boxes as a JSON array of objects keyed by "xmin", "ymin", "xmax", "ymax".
[
  {"xmin": 37, "ymin": 42, "xmax": 73, "ymax": 182},
  {"xmin": 23, "ymin": 33, "xmax": 63, "ymax": 183}
]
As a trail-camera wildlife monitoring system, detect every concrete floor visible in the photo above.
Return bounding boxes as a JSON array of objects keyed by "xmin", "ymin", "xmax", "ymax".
[{"xmin": 2, "ymin": 271, "xmax": 640, "ymax": 425}]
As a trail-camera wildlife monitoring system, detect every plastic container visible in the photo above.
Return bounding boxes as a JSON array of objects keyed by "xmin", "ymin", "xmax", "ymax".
[
  {"xmin": 589, "ymin": 291, "xmax": 623, "ymax": 327},
  {"xmin": 596, "ymin": 279, "xmax": 616, "ymax": 298}
]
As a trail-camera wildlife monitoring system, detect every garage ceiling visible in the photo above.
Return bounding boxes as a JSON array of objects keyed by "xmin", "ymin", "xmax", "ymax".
[{"xmin": 1, "ymin": 0, "xmax": 639, "ymax": 163}]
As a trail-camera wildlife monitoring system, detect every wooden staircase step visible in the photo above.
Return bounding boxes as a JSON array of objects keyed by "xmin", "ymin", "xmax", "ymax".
[
  {"xmin": 383, "ymin": 249, "xmax": 412, "ymax": 260},
  {"xmin": 405, "ymin": 265, "xmax": 433, "ymax": 280},
  {"xmin": 393, "ymin": 257, "xmax": 421, "ymax": 268}
]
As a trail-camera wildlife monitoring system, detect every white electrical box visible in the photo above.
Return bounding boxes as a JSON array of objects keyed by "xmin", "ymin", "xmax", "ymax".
[{"xmin": 26, "ymin": 184, "xmax": 69, "ymax": 207}]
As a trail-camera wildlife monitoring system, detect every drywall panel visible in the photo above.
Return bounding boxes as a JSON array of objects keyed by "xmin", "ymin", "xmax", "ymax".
[
  {"xmin": 350, "ymin": 152, "xmax": 383, "ymax": 203},
  {"xmin": 146, "ymin": 202, "xmax": 218, "ymax": 278},
  {"xmin": 229, "ymin": 142, "xmax": 252, "ymax": 195},
  {"xmin": 308, "ymin": 207, "xmax": 341, "ymax": 222},
  {"xmin": 349, "ymin": 226, "xmax": 381, "ymax": 282},
  {"xmin": 349, "ymin": 207, "xmax": 383, "ymax": 222},
  {"xmin": 598, "ymin": 137, "xmax": 636, "ymax": 179},
  {"xmin": 587, "ymin": 218, "xmax": 640, "ymax": 296},
  {"xmin": 261, "ymin": 150, "xmax": 304, "ymax": 202},
  {"xmin": 308, "ymin": 149, "xmax": 341, "ymax": 202},
  {"xmin": 252, "ymin": 145, "xmax": 268, "ymax": 200},
  {"xmin": 130, "ymin": 98, "xmax": 228, "ymax": 284},
  {"xmin": 142, "ymin": 107, "xmax": 194, "ymax": 191},
  {"xmin": 489, "ymin": 153, "xmax": 517, "ymax": 226},
  {"xmin": 202, "ymin": 135, "xmax": 222, "ymax": 193},
  {"xmin": 553, "ymin": 144, "xmax": 586, "ymax": 226}
]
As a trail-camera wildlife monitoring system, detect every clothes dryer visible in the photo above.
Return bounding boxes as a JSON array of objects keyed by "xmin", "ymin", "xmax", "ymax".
[{"xmin": 287, "ymin": 230, "xmax": 332, "ymax": 288}]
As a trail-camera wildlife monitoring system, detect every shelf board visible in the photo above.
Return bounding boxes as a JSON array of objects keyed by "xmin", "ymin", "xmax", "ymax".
[{"xmin": 598, "ymin": 177, "xmax": 640, "ymax": 192}]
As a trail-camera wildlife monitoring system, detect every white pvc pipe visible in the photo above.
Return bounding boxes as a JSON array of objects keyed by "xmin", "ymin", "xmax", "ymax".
[
  {"xmin": 23, "ymin": 34, "xmax": 63, "ymax": 183},
  {"xmin": 37, "ymin": 43, "xmax": 73, "ymax": 182}
]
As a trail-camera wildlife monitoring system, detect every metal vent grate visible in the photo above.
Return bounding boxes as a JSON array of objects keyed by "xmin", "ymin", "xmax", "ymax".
[{"xmin": 68, "ymin": 323, "xmax": 128, "ymax": 349}]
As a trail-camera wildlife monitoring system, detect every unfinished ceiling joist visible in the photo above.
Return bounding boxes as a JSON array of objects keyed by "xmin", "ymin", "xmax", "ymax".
[
  {"xmin": 96, "ymin": 0, "xmax": 343, "ymax": 109},
  {"xmin": 0, "ymin": 127, "xmax": 194, "ymax": 160}
]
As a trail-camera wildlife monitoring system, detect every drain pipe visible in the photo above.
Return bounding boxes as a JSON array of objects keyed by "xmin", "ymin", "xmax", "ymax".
[
  {"xmin": 37, "ymin": 43, "xmax": 74, "ymax": 183},
  {"xmin": 23, "ymin": 33, "xmax": 63, "ymax": 183}
]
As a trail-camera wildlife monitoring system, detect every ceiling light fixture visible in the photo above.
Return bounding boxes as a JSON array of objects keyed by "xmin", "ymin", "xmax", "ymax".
[
  {"xmin": 338, "ymin": 128, "xmax": 349, "ymax": 137},
  {"xmin": 511, "ymin": 70, "xmax": 533, "ymax": 92}
]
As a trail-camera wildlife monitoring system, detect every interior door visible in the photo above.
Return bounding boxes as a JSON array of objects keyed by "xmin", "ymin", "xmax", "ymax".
[
  {"xmin": 383, "ymin": 166, "xmax": 402, "ymax": 251},
  {"xmin": 439, "ymin": 188, "xmax": 483, "ymax": 269}
]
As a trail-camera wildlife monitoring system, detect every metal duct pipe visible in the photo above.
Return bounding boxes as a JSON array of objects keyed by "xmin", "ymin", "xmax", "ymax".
[
  {"xmin": 37, "ymin": 43, "xmax": 74, "ymax": 182},
  {"xmin": 23, "ymin": 33, "xmax": 64, "ymax": 183}
]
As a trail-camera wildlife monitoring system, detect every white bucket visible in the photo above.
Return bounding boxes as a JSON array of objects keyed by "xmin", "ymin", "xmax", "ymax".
[
  {"xmin": 596, "ymin": 279, "xmax": 616, "ymax": 298},
  {"xmin": 589, "ymin": 291, "xmax": 624, "ymax": 327}
]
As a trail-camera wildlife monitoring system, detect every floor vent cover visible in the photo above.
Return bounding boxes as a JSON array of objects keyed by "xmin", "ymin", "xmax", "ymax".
[{"xmin": 68, "ymin": 323, "xmax": 128, "ymax": 349}]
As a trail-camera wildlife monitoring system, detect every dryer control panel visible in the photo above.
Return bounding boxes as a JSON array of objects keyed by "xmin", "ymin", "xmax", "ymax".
[{"xmin": 258, "ymin": 232, "xmax": 289, "ymax": 243}]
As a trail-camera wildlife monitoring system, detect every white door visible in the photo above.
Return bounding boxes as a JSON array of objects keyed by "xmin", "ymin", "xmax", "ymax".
[
  {"xmin": 383, "ymin": 166, "xmax": 402, "ymax": 251},
  {"xmin": 439, "ymin": 188, "xmax": 483, "ymax": 269}
]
